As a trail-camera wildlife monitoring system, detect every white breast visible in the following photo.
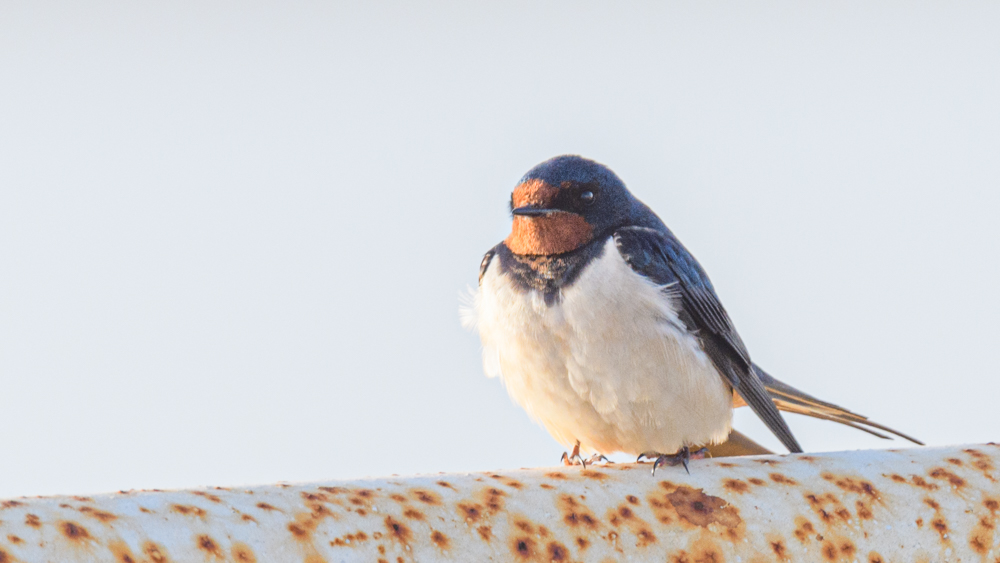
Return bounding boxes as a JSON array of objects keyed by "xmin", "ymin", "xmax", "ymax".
[{"xmin": 463, "ymin": 237, "xmax": 733, "ymax": 456}]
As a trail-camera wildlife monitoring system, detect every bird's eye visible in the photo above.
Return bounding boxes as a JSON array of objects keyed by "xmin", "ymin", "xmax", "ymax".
[{"xmin": 580, "ymin": 191, "xmax": 595, "ymax": 204}]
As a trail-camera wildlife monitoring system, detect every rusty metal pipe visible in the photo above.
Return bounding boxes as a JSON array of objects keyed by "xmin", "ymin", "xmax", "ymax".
[{"xmin": 1, "ymin": 444, "xmax": 998, "ymax": 562}]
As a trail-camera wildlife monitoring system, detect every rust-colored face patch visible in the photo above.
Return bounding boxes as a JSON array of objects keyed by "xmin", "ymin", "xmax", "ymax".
[
  {"xmin": 505, "ymin": 213, "xmax": 592, "ymax": 255},
  {"xmin": 505, "ymin": 180, "xmax": 593, "ymax": 255},
  {"xmin": 511, "ymin": 179, "xmax": 559, "ymax": 209}
]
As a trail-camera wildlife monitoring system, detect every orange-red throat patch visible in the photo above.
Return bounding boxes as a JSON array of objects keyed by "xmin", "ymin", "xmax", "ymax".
[{"xmin": 505, "ymin": 180, "xmax": 593, "ymax": 255}]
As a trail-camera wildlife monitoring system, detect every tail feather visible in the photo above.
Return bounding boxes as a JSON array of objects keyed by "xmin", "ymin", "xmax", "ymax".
[{"xmin": 745, "ymin": 364, "xmax": 924, "ymax": 446}]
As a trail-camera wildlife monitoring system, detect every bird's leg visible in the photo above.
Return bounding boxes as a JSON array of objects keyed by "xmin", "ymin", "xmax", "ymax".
[
  {"xmin": 651, "ymin": 446, "xmax": 709, "ymax": 476},
  {"xmin": 585, "ymin": 453, "xmax": 612, "ymax": 465},
  {"xmin": 560, "ymin": 441, "xmax": 587, "ymax": 468}
]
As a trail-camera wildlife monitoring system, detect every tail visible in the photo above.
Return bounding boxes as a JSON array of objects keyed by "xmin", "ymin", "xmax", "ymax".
[{"xmin": 741, "ymin": 364, "xmax": 923, "ymax": 445}]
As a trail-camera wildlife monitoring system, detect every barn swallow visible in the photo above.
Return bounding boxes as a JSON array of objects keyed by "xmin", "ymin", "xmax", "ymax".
[{"xmin": 464, "ymin": 155, "xmax": 920, "ymax": 473}]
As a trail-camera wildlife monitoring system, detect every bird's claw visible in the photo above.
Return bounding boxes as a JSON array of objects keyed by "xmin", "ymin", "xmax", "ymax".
[
  {"xmin": 561, "ymin": 442, "xmax": 613, "ymax": 468},
  {"xmin": 645, "ymin": 446, "xmax": 709, "ymax": 476}
]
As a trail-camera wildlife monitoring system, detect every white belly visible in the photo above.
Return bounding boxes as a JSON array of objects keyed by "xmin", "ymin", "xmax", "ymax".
[{"xmin": 464, "ymin": 238, "xmax": 733, "ymax": 455}]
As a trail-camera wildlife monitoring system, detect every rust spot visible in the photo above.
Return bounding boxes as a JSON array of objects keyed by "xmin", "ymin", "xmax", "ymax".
[
  {"xmin": 436, "ymin": 481, "xmax": 457, "ymax": 490},
  {"xmin": 793, "ymin": 517, "xmax": 815, "ymax": 543},
  {"xmin": 430, "ymin": 530, "xmax": 450, "ymax": 550},
  {"xmin": 288, "ymin": 522, "xmax": 309, "ymax": 538},
  {"xmin": 822, "ymin": 541, "xmax": 837, "ymax": 561},
  {"xmin": 6, "ymin": 536, "xmax": 22, "ymax": 545},
  {"xmin": 514, "ymin": 519, "xmax": 535, "ymax": 533},
  {"xmin": 947, "ymin": 457, "xmax": 963, "ymax": 466},
  {"xmin": 538, "ymin": 525, "xmax": 550, "ymax": 537},
  {"xmin": 384, "ymin": 516, "xmax": 412, "ymax": 543},
  {"xmin": 547, "ymin": 541, "xmax": 569, "ymax": 561},
  {"xmin": 916, "ymin": 518, "xmax": 924, "ymax": 527},
  {"xmin": 985, "ymin": 498, "xmax": 1000, "ymax": 512},
  {"xmin": 715, "ymin": 462, "xmax": 737, "ymax": 467},
  {"xmin": 60, "ymin": 521, "xmax": 90, "ymax": 540},
  {"xmin": 626, "ymin": 495, "xmax": 639, "ymax": 504},
  {"xmin": 636, "ymin": 528, "xmax": 656, "ymax": 547},
  {"xmin": 476, "ymin": 525, "xmax": 492, "ymax": 541},
  {"xmin": 806, "ymin": 493, "xmax": 851, "ymax": 523},
  {"xmin": 231, "ymin": 542, "xmax": 257, "ymax": 562},
  {"xmin": 769, "ymin": 473, "xmax": 797, "ymax": 485},
  {"xmin": 931, "ymin": 518, "xmax": 949, "ymax": 540},
  {"xmin": 143, "ymin": 541, "xmax": 169, "ymax": 562},
  {"xmin": 723, "ymin": 479, "xmax": 748, "ymax": 493},
  {"xmin": 579, "ymin": 470, "xmax": 608, "ymax": 480},
  {"xmin": 539, "ymin": 483, "xmax": 554, "ymax": 490},
  {"xmin": 856, "ymin": 500, "xmax": 873, "ymax": 520},
  {"xmin": 868, "ymin": 552, "xmax": 884, "ymax": 563},
  {"xmin": 411, "ymin": 489, "xmax": 441, "ymax": 505},
  {"xmin": 197, "ymin": 535, "xmax": 222, "ymax": 558},
  {"xmin": 139, "ymin": 507, "xmax": 153, "ymax": 514},
  {"xmin": 924, "ymin": 498, "xmax": 940, "ymax": 510},
  {"xmin": 241, "ymin": 513, "xmax": 257, "ymax": 523},
  {"xmin": 545, "ymin": 472, "xmax": 568, "ymax": 480},
  {"xmin": 256, "ymin": 503, "xmax": 279, "ymax": 511},
  {"xmin": 748, "ymin": 478, "xmax": 765, "ymax": 486},
  {"xmin": 355, "ymin": 489, "xmax": 374, "ymax": 498},
  {"xmin": 512, "ymin": 536, "xmax": 537, "ymax": 559},
  {"xmin": 928, "ymin": 468, "xmax": 965, "ymax": 488},
  {"xmin": 483, "ymin": 487, "xmax": 505, "ymax": 512},
  {"xmin": 78, "ymin": 506, "xmax": 117, "ymax": 522},
  {"xmin": 402, "ymin": 508, "xmax": 424, "ymax": 520},
  {"xmin": 73, "ymin": 496, "xmax": 94, "ymax": 503},
  {"xmin": 0, "ymin": 550, "xmax": 10, "ymax": 563},
  {"xmin": 505, "ymin": 480, "xmax": 525, "ymax": 489},
  {"xmin": 840, "ymin": 539, "xmax": 856, "ymax": 558},
  {"xmin": 576, "ymin": 537, "xmax": 589, "ymax": 550},
  {"xmin": 666, "ymin": 486, "xmax": 742, "ymax": 529},
  {"xmin": 821, "ymin": 473, "xmax": 879, "ymax": 499},
  {"xmin": 970, "ymin": 530, "xmax": 990, "ymax": 554},
  {"xmin": 389, "ymin": 494, "xmax": 406, "ymax": 502},
  {"xmin": 558, "ymin": 494, "xmax": 599, "ymax": 529},
  {"xmin": 888, "ymin": 474, "xmax": 906, "ymax": 483},
  {"xmin": 909, "ymin": 475, "xmax": 939, "ymax": 490},
  {"xmin": 458, "ymin": 502, "xmax": 483, "ymax": 521},
  {"xmin": 771, "ymin": 539, "xmax": 787, "ymax": 559},
  {"xmin": 318, "ymin": 486, "xmax": 348, "ymax": 494},
  {"xmin": 0, "ymin": 501, "xmax": 23, "ymax": 509},
  {"xmin": 192, "ymin": 491, "xmax": 223, "ymax": 503},
  {"xmin": 301, "ymin": 492, "xmax": 329, "ymax": 503},
  {"xmin": 25, "ymin": 514, "xmax": 41, "ymax": 527},
  {"xmin": 171, "ymin": 504, "xmax": 207, "ymax": 517},
  {"xmin": 109, "ymin": 540, "xmax": 138, "ymax": 563}
]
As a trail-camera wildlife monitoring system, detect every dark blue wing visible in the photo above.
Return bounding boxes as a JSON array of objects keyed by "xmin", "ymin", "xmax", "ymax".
[{"xmin": 614, "ymin": 226, "xmax": 803, "ymax": 453}]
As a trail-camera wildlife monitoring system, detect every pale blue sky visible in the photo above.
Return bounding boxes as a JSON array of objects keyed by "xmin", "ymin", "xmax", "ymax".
[{"xmin": 1, "ymin": 2, "xmax": 998, "ymax": 498}]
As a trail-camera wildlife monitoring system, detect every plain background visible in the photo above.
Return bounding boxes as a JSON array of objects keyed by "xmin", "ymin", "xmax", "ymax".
[{"xmin": 1, "ymin": 2, "xmax": 998, "ymax": 499}]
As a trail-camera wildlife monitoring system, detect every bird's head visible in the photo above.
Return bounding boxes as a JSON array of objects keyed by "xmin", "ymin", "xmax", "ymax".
[{"xmin": 505, "ymin": 155, "xmax": 634, "ymax": 256}]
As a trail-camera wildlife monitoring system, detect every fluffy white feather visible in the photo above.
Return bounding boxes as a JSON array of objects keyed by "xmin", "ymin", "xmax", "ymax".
[{"xmin": 465, "ymin": 238, "xmax": 734, "ymax": 455}]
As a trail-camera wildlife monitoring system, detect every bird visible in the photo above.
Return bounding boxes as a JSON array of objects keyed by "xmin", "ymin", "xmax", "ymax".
[{"xmin": 463, "ymin": 155, "xmax": 920, "ymax": 473}]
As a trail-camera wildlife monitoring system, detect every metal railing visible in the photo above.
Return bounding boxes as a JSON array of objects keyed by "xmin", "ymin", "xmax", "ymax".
[{"xmin": 0, "ymin": 444, "xmax": 997, "ymax": 562}]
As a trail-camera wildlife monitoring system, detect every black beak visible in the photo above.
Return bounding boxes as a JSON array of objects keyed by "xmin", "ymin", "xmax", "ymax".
[{"xmin": 512, "ymin": 206, "xmax": 560, "ymax": 217}]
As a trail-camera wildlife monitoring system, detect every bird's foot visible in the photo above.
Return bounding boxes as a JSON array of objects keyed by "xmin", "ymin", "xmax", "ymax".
[
  {"xmin": 639, "ymin": 446, "xmax": 709, "ymax": 476},
  {"xmin": 560, "ymin": 442, "xmax": 612, "ymax": 468},
  {"xmin": 561, "ymin": 442, "xmax": 586, "ymax": 467}
]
